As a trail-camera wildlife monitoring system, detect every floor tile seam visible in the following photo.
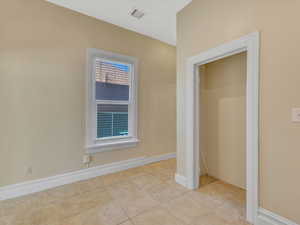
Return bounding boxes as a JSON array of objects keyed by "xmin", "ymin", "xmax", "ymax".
[
  {"xmin": 126, "ymin": 203, "xmax": 174, "ymax": 221},
  {"xmin": 146, "ymin": 187, "xmax": 189, "ymax": 205},
  {"xmin": 125, "ymin": 202, "xmax": 161, "ymax": 220},
  {"xmin": 159, "ymin": 203, "xmax": 202, "ymax": 225},
  {"xmin": 51, "ymin": 192, "xmax": 119, "ymax": 222}
]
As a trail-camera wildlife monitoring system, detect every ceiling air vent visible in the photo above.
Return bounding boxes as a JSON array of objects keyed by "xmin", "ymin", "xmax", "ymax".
[{"xmin": 130, "ymin": 9, "xmax": 145, "ymax": 19}]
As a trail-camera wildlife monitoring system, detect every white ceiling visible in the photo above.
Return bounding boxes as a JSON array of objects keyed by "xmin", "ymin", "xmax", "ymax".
[{"xmin": 46, "ymin": 0, "xmax": 192, "ymax": 45}]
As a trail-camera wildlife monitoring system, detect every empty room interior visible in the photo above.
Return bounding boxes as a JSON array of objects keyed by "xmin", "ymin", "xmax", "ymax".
[{"xmin": 1, "ymin": 0, "xmax": 300, "ymax": 225}]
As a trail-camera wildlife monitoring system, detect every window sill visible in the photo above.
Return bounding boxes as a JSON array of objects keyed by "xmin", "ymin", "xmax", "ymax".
[{"xmin": 86, "ymin": 138, "xmax": 139, "ymax": 154}]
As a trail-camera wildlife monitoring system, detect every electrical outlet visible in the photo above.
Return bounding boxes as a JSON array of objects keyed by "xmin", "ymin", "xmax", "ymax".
[
  {"xmin": 292, "ymin": 108, "xmax": 300, "ymax": 122},
  {"xmin": 83, "ymin": 154, "xmax": 91, "ymax": 164}
]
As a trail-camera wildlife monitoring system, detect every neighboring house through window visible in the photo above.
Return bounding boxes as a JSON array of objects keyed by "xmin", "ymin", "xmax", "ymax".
[{"xmin": 86, "ymin": 49, "xmax": 138, "ymax": 153}]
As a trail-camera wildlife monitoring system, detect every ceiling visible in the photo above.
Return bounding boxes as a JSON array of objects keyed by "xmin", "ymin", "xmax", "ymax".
[{"xmin": 46, "ymin": 0, "xmax": 192, "ymax": 45}]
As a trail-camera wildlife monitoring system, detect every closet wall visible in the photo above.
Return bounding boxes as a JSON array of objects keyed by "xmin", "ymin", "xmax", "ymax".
[{"xmin": 199, "ymin": 52, "xmax": 247, "ymax": 189}]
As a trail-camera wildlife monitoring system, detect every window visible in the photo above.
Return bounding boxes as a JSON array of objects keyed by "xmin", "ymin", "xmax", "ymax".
[{"xmin": 86, "ymin": 49, "xmax": 138, "ymax": 153}]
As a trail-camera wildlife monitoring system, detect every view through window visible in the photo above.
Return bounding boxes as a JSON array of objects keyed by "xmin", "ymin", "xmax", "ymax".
[{"xmin": 95, "ymin": 60, "xmax": 130, "ymax": 138}]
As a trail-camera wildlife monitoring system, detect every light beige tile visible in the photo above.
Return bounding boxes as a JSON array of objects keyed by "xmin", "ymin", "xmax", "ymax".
[
  {"xmin": 191, "ymin": 213, "xmax": 230, "ymax": 225},
  {"xmin": 153, "ymin": 159, "xmax": 176, "ymax": 172},
  {"xmin": 120, "ymin": 194, "xmax": 159, "ymax": 218},
  {"xmin": 59, "ymin": 200, "xmax": 128, "ymax": 225},
  {"xmin": 108, "ymin": 181, "xmax": 145, "ymax": 202},
  {"xmin": 54, "ymin": 188, "xmax": 112, "ymax": 219},
  {"xmin": 146, "ymin": 161, "xmax": 166, "ymax": 170},
  {"xmin": 214, "ymin": 202, "xmax": 246, "ymax": 223},
  {"xmin": 130, "ymin": 173, "xmax": 161, "ymax": 190},
  {"xmin": 53, "ymin": 195, "xmax": 83, "ymax": 219},
  {"xmin": 0, "ymin": 194, "xmax": 58, "ymax": 225},
  {"xmin": 0, "ymin": 198, "xmax": 27, "ymax": 218},
  {"xmin": 227, "ymin": 187, "xmax": 246, "ymax": 206},
  {"xmin": 88, "ymin": 176, "xmax": 106, "ymax": 189},
  {"xmin": 146, "ymin": 180, "xmax": 188, "ymax": 203},
  {"xmin": 72, "ymin": 178, "xmax": 103, "ymax": 193},
  {"xmin": 185, "ymin": 190, "xmax": 224, "ymax": 209},
  {"xmin": 201, "ymin": 181, "xmax": 238, "ymax": 201},
  {"xmin": 221, "ymin": 196, "xmax": 246, "ymax": 214},
  {"xmin": 102, "ymin": 171, "xmax": 129, "ymax": 186},
  {"xmin": 200, "ymin": 175, "xmax": 218, "ymax": 186},
  {"xmin": 13, "ymin": 203, "xmax": 62, "ymax": 225},
  {"xmin": 0, "ymin": 215, "xmax": 15, "ymax": 225},
  {"xmin": 232, "ymin": 219, "xmax": 252, "ymax": 225},
  {"xmin": 121, "ymin": 167, "xmax": 146, "ymax": 179},
  {"xmin": 120, "ymin": 220, "xmax": 134, "ymax": 225},
  {"xmin": 163, "ymin": 194, "xmax": 212, "ymax": 225},
  {"xmin": 73, "ymin": 188, "xmax": 112, "ymax": 210},
  {"xmin": 108, "ymin": 176, "xmax": 161, "ymax": 217},
  {"xmin": 131, "ymin": 207, "xmax": 186, "ymax": 225},
  {"xmin": 46, "ymin": 183, "xmax": 82, "ymax": 200},
  {"xmin": 146, "ymin": 167, "xmax": 174, "ymax": 182},
  {"xmin": 0, "ymin": 191, "xmax": 52, "ymax": 217}
]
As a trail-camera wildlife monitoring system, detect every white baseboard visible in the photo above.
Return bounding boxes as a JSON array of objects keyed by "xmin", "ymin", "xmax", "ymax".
[
  {"xmin": 175, "ymin": 173, "xmax": 187, "ymax": 187},
  {"xmin": 0, "ymin": 152, "xmax": 176, "ymax": 201},
  {"xmin": 257, "ymin": 208, "xmax": 299, "ymax": 225},
  {"xmin": 146, "ymin": 152, "xmax": 176, "ymax": 164}
]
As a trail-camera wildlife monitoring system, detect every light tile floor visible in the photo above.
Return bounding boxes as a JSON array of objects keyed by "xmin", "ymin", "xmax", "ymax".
[{"xmin": 0, "ymin": 159, "xmax": 250, "ymax": 225}]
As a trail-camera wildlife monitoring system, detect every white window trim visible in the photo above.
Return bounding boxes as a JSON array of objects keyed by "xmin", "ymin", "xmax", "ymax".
[{"xmin": 86, "ymin": 48, "xmax": 139, "ymax": 154}]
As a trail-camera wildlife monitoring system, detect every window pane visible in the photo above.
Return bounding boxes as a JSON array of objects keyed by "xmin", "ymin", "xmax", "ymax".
[
  {"xmin": 95, "ymin": 60, "xmax": 130, "ymax": 101},
  {"xmin": 97, "ymin": 104, "xmax": 129, "ymax": 138}
]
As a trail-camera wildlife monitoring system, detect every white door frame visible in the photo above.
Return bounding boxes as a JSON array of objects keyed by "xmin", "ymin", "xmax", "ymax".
[{"xmin": 184, "ymin": 32, "xmax": 259, "ymax": 224}]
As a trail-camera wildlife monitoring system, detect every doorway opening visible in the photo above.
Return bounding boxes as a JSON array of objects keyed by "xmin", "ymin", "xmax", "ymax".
[
  {"xmin": 182, "ymin": 32, "xmax": 259, "ymax": 224},
  {"xmin": 199, "ymin": 52, "xmax": 246, "ymax": 189},
  {"xmin": 198, "ymin": 52, "xmax": 247, "ymax": 220}
]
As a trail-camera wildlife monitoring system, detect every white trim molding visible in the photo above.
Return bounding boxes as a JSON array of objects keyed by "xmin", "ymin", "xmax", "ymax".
[
  {"xmin": 257, "ymin": 208, "xmax": 299, "ymax": 225},
  {"xmin": 179, "ymin": 32, "xmax": 260, "ymax": 224},
  {"xmin": 86, "ymin": 138, "xmax": 140, "ymax": 154},
  {"xmin": 175, "ymin": 173, "xmax": 187, "ymax": 187},
  {"xmin": 0, "ymin": 152, "xmax": 176, "ymax": 201},
  {"xmin": 144, "ymin": 152, "xmax": 176, "ymax": 164}
]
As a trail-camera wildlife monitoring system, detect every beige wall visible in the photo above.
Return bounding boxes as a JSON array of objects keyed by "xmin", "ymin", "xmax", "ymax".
[
  {"xmin": 177, "ymin": 0, "xmax": 300, "ymax": 223},
  {"xmin": 0, "ymin": 0, "xmax": 176, "ymax": 187},
  {"xmin": 199, "ymin": 53, "xmax": 246, "ymax": 189}
]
